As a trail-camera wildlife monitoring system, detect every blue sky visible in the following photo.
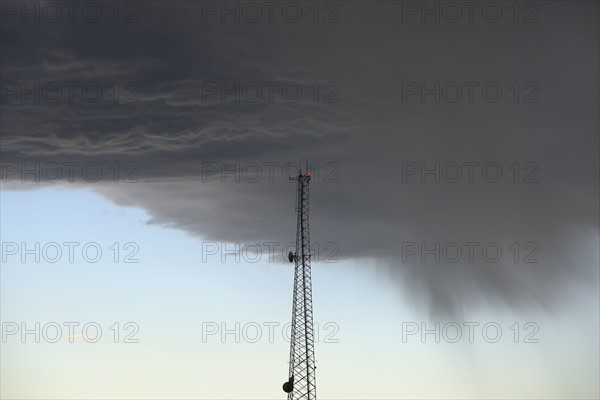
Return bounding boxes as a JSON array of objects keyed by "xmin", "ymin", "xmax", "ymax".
[{"xmin": 1, "ymin": 187, "xmax": 598, "ymax": 399}]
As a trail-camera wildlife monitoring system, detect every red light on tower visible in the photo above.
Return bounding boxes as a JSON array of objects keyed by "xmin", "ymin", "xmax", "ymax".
[{"xmin": 307, "ymin": 170, "xmax": 311, "ymax": 177}]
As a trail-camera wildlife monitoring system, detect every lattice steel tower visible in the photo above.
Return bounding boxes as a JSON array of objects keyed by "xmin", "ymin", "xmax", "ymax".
[{"xmin": 282, "ymin": 167, "xmax": 316, "ymax": 400}]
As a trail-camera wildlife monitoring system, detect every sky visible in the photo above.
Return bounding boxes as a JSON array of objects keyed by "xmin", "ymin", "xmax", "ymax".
[{"xmin": 1, "ymin": 1, "xmax": 599, "ymax": 399}]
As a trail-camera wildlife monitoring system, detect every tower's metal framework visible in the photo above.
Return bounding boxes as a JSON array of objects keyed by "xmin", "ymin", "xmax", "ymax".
[{"xmin": 282, "ymin": 168, "xmax": 316, "ymax": 400}]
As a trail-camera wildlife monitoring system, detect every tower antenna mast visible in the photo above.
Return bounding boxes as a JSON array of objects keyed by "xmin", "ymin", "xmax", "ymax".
[{"xmin": 282, "ymin": 164, "xmax": 316, "ymax": 400}]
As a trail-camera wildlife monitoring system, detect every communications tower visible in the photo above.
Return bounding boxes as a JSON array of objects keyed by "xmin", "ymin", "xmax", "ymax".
[{"xmin": 282, "ymin": 167, "xmax": 316, "ymax": 400}]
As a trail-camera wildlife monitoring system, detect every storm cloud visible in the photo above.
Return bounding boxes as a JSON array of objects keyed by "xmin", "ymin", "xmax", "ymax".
[{"xmin": 1, "ymin": 1, "xmax": 598, "ymax": 315}]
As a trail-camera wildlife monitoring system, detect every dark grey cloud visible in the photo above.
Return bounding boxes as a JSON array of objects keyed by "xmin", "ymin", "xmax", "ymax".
[{"xmin": 1, "ymin": 1, "xmax": 598, "ymax": 315}]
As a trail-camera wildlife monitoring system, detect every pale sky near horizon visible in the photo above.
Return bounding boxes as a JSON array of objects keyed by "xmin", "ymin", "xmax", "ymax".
[{"xmin": 1, "ymin": 187, "xmax": 598, "ymax": 399}]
